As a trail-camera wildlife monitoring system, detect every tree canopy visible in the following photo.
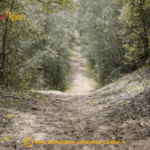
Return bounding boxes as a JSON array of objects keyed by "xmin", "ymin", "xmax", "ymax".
[
  {"xmin": 77, "ymin": 0, "xmax": 150, "ymax": 87},
  {"xmin": 0, "ymin": 0, "xmax": 77, "ymax": 91}
]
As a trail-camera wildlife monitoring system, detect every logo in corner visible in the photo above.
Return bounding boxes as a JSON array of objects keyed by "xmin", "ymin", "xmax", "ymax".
[{"xmin": 24, "ymin": 137, "xmax": 34, "ymax": 147}]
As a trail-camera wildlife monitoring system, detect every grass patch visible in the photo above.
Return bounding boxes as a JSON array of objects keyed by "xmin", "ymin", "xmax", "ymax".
[
  {"xmin": 139, "ymin": 64, "xmax": 150, "ymax": 72},
  {"xmin": 0, "ymin": 97, "xmax": 25, "ymax": 107},
  {"xmin": 0, "ymin": 134, "xmax": 11, "ymax": 143},
  {"xmin": 89, "ymin": 79, "xmax": 99, "ymax": 89},
  {"xmin": 89, "ymin": 98, "xmax": 105, "ymax": 106},
  {"xmin": 127, "ymin": 85, "xmax": 143, "ymax": 92},
  {"xmin": 29, "ymin": 93, "xmax": 50, "ymax": 101},
  {"xmin": 116, "ymin": 88, "xmax": 124, "ymax": 94},
  {"xmin": 85, "ymin": 62, "xmax": 100, "ymax": 89},
  {"xmin": 78, "ymin": 53, "xmax": 82, "ymax": 58},
  {"xmin": 6, "ymin": 114, "xmax": 15, "ymax": 120}
]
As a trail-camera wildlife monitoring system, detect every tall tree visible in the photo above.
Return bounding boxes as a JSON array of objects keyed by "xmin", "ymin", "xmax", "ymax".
[
  {"xmin": 77, "ymin": 0, "xmax": 126, "ymax": 86},
  {"xmin": 0, "ymin": 0, "xmax": 77, "ymax": 90},
  {"xmin": 115, "ymin": 0, "xmax": 150, "ymax": 66}
]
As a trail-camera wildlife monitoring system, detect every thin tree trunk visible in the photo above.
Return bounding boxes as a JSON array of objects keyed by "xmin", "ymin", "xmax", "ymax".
[
  {"xmin": 1, "ymin": 0, "xmax": 15, "ymax": 84},
  {"xmin": 143, "ymin": 19, "xmax": 149, "ymax": 59}
]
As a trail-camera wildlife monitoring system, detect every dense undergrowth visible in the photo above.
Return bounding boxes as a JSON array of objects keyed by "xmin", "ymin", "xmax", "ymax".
[
  {"xmin": 0, "ymin": 0, "xmax": 77, "ymax": 91},
  {"xmin": 77, "ymin": 0, "xmax": 150, "ymax": 88}
]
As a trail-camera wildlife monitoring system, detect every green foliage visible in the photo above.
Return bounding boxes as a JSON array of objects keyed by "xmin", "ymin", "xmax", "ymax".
[
  {"xmin": 0, "ymin": 134, "xmax": 11, "ymax": 142},
  {"xmin": 0, "ymin": 0, "xmax": 77, "ymax": 91},
  {"xmin": 88, "ymin": 98, "xmax": 105, "ymax": 106},
  {"xmin": 78, "ymin": 0, "xmax": 150, "ymax": 87},
  {"xmin": 114, "ymin": 0, "xmax": 150, "ymax": 66},
  {"xmin": 29, "ymin": 92, "xmax": 50, "ymax": 101},
  {"xmin": 139, "ymin": 64, "xmax": 150, "ymax": 72},
  {"xmin": 77, "ymin": 0, "xmax": 129, "ymax": 87},
  {"xmin": 132, "ymin": 74, "xmax": 150, "ymax": 92},
  {"xmin": 6, "ymin": 114, "xmax": 15, "ymax": 119}
]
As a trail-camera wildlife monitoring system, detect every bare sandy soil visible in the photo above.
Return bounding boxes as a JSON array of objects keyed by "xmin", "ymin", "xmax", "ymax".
[{"xmin": 1, "ymin": 46, "xmax": 150, "ymax": 150}]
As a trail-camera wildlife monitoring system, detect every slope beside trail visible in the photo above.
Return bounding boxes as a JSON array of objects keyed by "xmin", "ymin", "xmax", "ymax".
[{"xmin": 1, "ymin": 45, "xmax": 150, "ymax": 150}]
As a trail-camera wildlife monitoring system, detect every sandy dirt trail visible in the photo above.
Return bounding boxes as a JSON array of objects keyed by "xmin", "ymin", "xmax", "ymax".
[
  {"xmin": 5, "ymin": 46, "xmax": 115, "ymax": 150},
  {"xmin": 66, "ymin": 46, "xmax": 94, "ymax": 95},
  {"xmin": 1, "ymin": 43, "xmax": 150, "ymax": 150}
]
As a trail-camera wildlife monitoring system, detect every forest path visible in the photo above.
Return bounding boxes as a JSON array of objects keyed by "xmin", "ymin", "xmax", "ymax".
[
  {"xmin": 6, "ymin": 46, "xmax": 120, "ymax": 150},
  {"xmin": 36, "ymin": 33, "xmax": 95, "ymax": 96},
  {"xmin": 2, "ymin": 40, "xmax": 150, "ymax": 150},
  {"xmin": 65, "ymin": 46, "xmax": 94, "ymax": 95}
]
